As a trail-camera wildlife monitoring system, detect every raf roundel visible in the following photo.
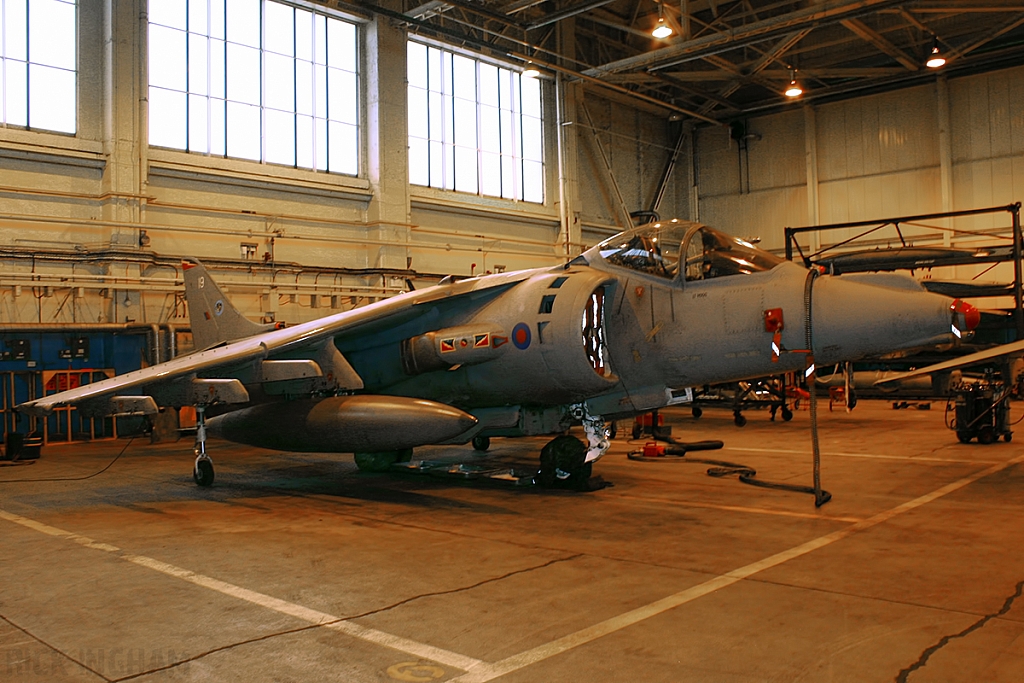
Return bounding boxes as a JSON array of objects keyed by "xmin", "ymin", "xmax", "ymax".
[{"xmin": 512, "ymin": 322, "xmax": 532, "ymax": 350}]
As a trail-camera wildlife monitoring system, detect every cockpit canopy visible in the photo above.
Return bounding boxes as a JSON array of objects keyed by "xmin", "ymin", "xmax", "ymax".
[{"xmin": 595, "ymin": 221, "xmax": 784, "ymax": 281}]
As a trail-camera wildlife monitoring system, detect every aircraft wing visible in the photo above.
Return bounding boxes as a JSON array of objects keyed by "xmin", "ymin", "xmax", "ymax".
[
  {"xmin": 873, "ymin": 339, "xmax": 1024, "ymax": 387},
  {"xmin": 17, "ymin": 271, "xmax": 532, "ymax": 417}
]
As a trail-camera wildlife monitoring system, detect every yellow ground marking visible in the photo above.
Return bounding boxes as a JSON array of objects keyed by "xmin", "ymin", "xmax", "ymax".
[
  {"xmin": 611, "ymin": 493, "xmax": 864, "ymax": 523},
  {"xmin": 725, "ymin": 445, "xmax": 1004, "ymax": 464}
]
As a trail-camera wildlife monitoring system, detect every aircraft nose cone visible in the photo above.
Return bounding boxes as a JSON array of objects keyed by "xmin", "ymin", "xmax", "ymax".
[
  {"xmin": 810, "ymin": 276, "xmax": 956, "ymax": 364},
  {"xmin": 952, "ymin": 299, "xmax": 981, "ymax": 331}
]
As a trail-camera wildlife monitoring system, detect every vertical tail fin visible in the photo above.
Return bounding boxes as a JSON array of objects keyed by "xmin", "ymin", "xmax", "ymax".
[{"xmin": 183, "ymin": 260, "xmax": 273, "ymax": 350}]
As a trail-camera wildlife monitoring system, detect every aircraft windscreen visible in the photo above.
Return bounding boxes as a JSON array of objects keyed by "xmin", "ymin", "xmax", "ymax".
[
  {"xmin": 682, "ymin": 226, "xmax": 784, "ymax": 281},
  {"xmin": 597, "ymin": 223, "xmax": 692, "ymax": 279},
  {"xmin": 596, "ymin": 222, "xmax": 783, "ymax": 281}
]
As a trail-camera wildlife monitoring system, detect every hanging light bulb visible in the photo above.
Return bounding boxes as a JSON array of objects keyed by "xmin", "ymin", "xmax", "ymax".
[
  {"xmin": 926, "ymin": 37, "xmax": 946, "ymax": 68},
  {"xmin": 652, "ymin": 2, "xmax": 672, "ymax": 39},
  {"xmin": 784, "ymin": 69, "xmax": 803, "ymax": 98}
]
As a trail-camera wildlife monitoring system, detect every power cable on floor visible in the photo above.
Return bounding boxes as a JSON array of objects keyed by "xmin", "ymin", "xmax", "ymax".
[
  {"xmin": 804, "ymin": 268, "xmax": 831, "ymax": 507},
  {"xmin": 627, "ymin": 435, "xmax": 833, "ymax": 500},
  {"xmin": 0, "ymin": 437, "xmax": 135, "ymax": 483}
]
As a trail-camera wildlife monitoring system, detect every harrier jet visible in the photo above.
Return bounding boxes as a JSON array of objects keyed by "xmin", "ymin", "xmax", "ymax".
[{"xmin": 17, "ymin": 220, "xmax": 977, "ymax": 487}]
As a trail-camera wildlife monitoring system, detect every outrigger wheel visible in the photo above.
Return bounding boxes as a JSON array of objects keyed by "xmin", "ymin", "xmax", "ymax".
[
  {"xmin": 193, "ymin": 404, "xmax": 215, "ymax": 487},
  {"xmin": 537, "ymin": 435, "xmax": 592, "ymax": 489},
  {"xmin": 194, "ymin": 458, "xmax": 214, "ymax": 487}
]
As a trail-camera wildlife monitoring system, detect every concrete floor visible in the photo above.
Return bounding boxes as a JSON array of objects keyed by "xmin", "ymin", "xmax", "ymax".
[{"xmin": 1, "ymin": 400, "xmax": 1023, "ymax": 683}]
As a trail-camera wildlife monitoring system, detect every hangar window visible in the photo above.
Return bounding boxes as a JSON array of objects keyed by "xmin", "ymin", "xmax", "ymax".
[
  {"xmin": 148, "ymin": 0, "xmax": 358, "ymax": 174},
  {"xmin": 0, "ymin": 0, "xmax": 77, "ymax": 133},
  {"xmin": 407, "ymin": 41, "xmax": 543, "ymax": 203}
]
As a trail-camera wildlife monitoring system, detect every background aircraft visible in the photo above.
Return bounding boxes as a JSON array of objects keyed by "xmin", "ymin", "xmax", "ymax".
[{"xmin": 16, "ymin": 221, "xmax": 978, "ymax": 487}]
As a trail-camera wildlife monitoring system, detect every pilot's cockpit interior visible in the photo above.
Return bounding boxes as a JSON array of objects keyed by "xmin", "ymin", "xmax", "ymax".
[{"xmin": 596, "ymin": 221, "xmax": 784, "ymax": 282}]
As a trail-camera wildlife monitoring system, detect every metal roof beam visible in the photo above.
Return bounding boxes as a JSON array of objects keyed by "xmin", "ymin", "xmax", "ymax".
[
  {"xmin": 529, "ymin": 0, "xmax": 619, "ymax": 29},
  {"xmin": 582, "ymin": 0, "xmax": 909, "ymax": 76},
  {"xmin": 949, "ymin": 12, "xmax": 1024, "ymax": 60},
  {"xmin": 840, "ymin": 17, "xmax": 920, "ymax": 70}
]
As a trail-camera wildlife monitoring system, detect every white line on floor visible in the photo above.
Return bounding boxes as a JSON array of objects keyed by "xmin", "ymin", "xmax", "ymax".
[
  {"xmin": 0, "ymin": 509, "xmax": 483, "ymax": 672},
  {"xmin": 724, "ymin": 446, "xmax": 1004, "ymax": 464},
  {"xmin": 447, "ymin": 452, "xmax": 1024, "ymax": 682}
]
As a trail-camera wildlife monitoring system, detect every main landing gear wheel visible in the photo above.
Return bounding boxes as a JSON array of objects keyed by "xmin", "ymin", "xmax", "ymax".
[
  {"xmin": 733, "ymin": 412, "xmax": 747, "ymax": 427},
  {"xmin": 537, "ymin": 435, "xmax": 592, "ymax": 489},
  {"xmin": 781, "ymin": 407, "xmax": 793, "ymax": 422},
  {"xmin": 354, "ymin": 449, "xmax": 413, "ymax": 472},
  {"xmin": 691, "ymin": 406, "xmax": 703, "ymax": 419},
  {"xmin": 472, "ymin": 435, "xmax": 491, "ymax": 451}
]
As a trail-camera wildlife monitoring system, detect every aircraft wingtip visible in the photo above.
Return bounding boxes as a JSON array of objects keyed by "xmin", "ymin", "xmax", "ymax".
[{"xmin": 14, "ymin": 401, "xmax": 52, "ymax": 417}]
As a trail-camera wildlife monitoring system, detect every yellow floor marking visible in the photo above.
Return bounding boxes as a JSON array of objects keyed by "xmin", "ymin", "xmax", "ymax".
[
  {"xmin": 611, "ymin": 494, "xmax": 864, "ymax": 523},
  {"xmin": 448, "ymin": 452, "xmax": 1024, "ymax": 682},
  {"xmin": 0, "ymin": 509, "xmax": 483, "ymax": 672},
  {"xmin": 725, "ymin": 446, "xmax": 1004, "ymax": 464}
]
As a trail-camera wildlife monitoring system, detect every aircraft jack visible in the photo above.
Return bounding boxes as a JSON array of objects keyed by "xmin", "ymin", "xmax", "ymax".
[
  {"xmin": 391, "ymin": 460, "xmax": 536, "ymax": 486},
  {"xmin": 193, "ymin": 405, "xmax": 214, "ymax": 487}
]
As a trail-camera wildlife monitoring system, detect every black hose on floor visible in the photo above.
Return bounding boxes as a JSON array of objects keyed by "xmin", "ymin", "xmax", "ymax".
[
  {"xmin": 628, "ymin": 435, "xmax": 833, "ymax": 500},
  {"xmin": 0, "ymin": 437, "xmax": 135, "ymax": 483}
]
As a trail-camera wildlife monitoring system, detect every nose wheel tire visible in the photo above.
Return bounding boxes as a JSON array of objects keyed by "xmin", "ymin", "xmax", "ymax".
[
  {"xmin": 537, "ymin": 435, "xmax": 592, "ymax": 489},
  {"xmin": 193, "ymin": 458, "xmax": 214, "ymax": 487},
  {"xmin": 472, "ymin": 435, "xmax": 491, "ymax": 451}
]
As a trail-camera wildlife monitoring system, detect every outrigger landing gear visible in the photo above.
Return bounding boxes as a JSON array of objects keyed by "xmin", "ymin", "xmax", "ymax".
[{"xmin": 193, "ymin": 405, "xmax": 215, "ymax": 487}]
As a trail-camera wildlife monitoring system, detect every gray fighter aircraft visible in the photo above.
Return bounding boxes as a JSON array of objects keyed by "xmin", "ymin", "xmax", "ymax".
[{"xmin": 16, "ymin": 220, "xmax": 978, "ymax": 487}]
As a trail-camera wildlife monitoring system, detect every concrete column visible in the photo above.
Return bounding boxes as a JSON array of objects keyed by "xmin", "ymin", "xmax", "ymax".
[
  {"xmin": 102, "ymin": 0, "xmax": 144, "ymax": 248},
  {"xmin": 555, "ymin": 19, "xmax": 581, "ymax": 258},
  {"xmin": 804, "ymin": 104, "xmax": 820, "ymax": 251},
  {"xmin": 556, "ymin": 75, "xmax": 582, "ymax": 258},
  {"xmin": 936, "ymin": 76, "xmax": 954, "ymax": 248},
  {"xmin": 365, "ymin": 1, "xmax": 411, "ymax": 270},
  {"xmin": 689, "ymin": 129, "xmax": 699, "ymax": 222}
]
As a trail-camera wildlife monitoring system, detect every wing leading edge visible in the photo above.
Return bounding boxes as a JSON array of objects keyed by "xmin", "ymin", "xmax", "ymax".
[
  {"xmin": 873, "ymin": 339, "xmax": 1024, "ymax": 387},
  {"xmin": 17, "ymin": 269, "xmax": 534, "ymax": 417}
]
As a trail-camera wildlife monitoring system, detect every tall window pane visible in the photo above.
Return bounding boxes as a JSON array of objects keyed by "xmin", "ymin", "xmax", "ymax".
[
  {"xmin": 407, "ymin": 41, "xmax": 543, "ymax": 203},
  {"xmin": 0, "ymin": 0, "xmax": 77, "ymax": 133},
  {"xmin": 148, "ymin": 0, "xmax": 358, "ymax": 174}
]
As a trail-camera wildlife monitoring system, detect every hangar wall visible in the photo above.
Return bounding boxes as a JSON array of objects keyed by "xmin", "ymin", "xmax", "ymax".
[
  {"xmin": 0, "ymin": 0, "xmax": 689, "ymax": 332},
  {"xmin": 695, "ymin": 64, "xmax": 1024, "ymax": 259}
]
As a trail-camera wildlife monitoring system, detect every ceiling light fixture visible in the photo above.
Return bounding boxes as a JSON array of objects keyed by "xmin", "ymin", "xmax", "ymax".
[
  {"xmin": 784, "ymin": 69, "xmax": 803, "ymax": 98},
  {"xmin": 652, "ymin": 2, "xmax": 672, "ymax": 39},
  {"xmin": 523, "ymin": 63, "xmax": 540, "ymax": 78},
  {"xmin": 926, "ymin": 37, "xmax": 946, "ymax": 68}
]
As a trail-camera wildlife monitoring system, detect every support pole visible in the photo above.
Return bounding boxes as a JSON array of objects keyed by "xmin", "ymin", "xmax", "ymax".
[{"xmin": 1013, "ymin": 203, "xmax": 1023, "ymax": 340}]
